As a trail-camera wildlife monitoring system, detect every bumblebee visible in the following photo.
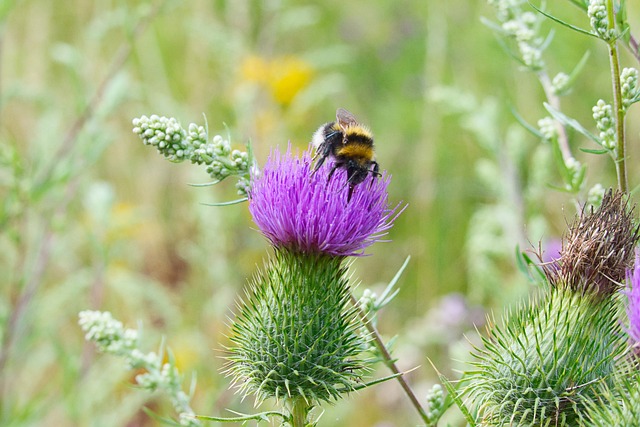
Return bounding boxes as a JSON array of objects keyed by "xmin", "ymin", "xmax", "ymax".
[{"xmin": 311, "ymin": 108, "xmax": 380, "ymax": 201}]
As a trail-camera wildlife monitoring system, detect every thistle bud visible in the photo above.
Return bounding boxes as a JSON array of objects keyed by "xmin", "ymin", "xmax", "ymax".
[{"xmin": 543, "ymin": 189, "xmax": 639, "ymax": 297}]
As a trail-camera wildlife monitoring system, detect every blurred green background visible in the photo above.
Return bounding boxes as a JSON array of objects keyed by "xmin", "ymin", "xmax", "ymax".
[{"xmin": 2, "ymin": 0, "xmax": 640, "ymax": 425}]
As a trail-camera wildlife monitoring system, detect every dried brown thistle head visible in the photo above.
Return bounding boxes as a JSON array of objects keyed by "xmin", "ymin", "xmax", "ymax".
[{"xmin": 542, "ymin": 189, "xmax": 639, "ymax": 297}]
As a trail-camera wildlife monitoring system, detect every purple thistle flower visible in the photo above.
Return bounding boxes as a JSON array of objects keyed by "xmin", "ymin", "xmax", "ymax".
[
  {"xmin": 626, "ymin": 252, "xmax": 640, "ymax": 345},
  {"xmin": 248, "ymin": 144, "xmax": 404, "ymax": 257}
]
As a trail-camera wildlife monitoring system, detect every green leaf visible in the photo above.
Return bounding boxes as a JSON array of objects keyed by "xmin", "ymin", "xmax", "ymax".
[
  {"xmin": 348, "ymin": 372, "xmax": 403, "ymax": 392},
  {"xmin": 514, "ymin": 245, "xmax": 547, "ymax": 285},
  {"xmin": 540, "ymin": 28, "xmax": 556, "ymax": 52},
  {"xmin": 440, "ymin": 374, "xmax": 476, "ymax": 426},
  {"xmin": 555, "ymin": 51, "xmax": 591, "ymax": 95},
  {"xmin": 630, "ymin": 182, "xmax": 640, "ymax": 197},
  {"xmin": 494, "ymin": 34, "xmax": 529, "ymax": 68},
  {"xmin": 375, "ymin": 255, "xmax": 410, "ymax": 310},
  {"xmin": 548, "ymin": 130, "xmax": 572, "ymax": 184},
  {"xmin": 546, "ymin": 181, "xmax": 575, "ymax": 194},
  {"xmin": 529, "ymin": 2, "xmax": 598, "ymax": 39},
  {"xmin": 200, "ymin": 197, "xmax": 248, "ymax": 206},
  {"xmin": 187, "ymin": 178, "xmax": 224, "ymax": 187},
  {"xmin": 196, "ymin": 410, "xmax": 286, "ymax": 423},
  {"xmin": 567, "ymin": 0, "xmax": 588, "ymax": 11},
  {"xmin": 479, "ymin": 16, "xmax": 506, "ymax": 34},
  {"xmin": 427, "ymin": 360, "xmax": 476, "ymax": 426},
  {"xmin": 629, "ymin": 93, "xmax": 640, "ymax": 105},
  {"xmin": 543, "ymin": 102, "xmax": 602, "ymax": 145},
  {"xmin": 580, "ymin": 147, "xmax": 610, "ymax": 155},
  {"xmin": 616, "ymin": 0, "xmax": 628, "ymax": 44},
  {"xmin": 479, "ymin": 16, "xmax": 530, "ymax": 67},
  {"xmin": 510, "ymin": 108, "xmax": 544, "ymax": 139},
  {"xmin": 572, "ymin": 162, "xmax": 587, "ymax": 191},
  {"xmin": 141, "ymin": 407, "xmax": 182, "ymax": 426}
]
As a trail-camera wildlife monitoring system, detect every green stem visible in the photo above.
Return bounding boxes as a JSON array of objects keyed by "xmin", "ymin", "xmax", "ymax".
[
  {"xmin": 538, "ymin": 70, "xmax": 573, "ymax": 165},
  {"xmin": 291, "ymin": 397, "xmax": 310, "ymax": 427},
  {"xmin": 350, "ymin": 295, "xmax": 430, "ymax": 424},
  {"xmin": 607, "ymin": 0, "xmax": 628, "ymax": 193}
]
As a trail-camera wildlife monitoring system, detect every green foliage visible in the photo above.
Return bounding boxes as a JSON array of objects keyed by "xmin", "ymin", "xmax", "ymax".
[
  {"xmin": 465, "ymin": 286, "xmax": 626, "ymax": 426},
  {"xmin": 225, "ymin": 250, "xmax": 365, "ymax": 407}
]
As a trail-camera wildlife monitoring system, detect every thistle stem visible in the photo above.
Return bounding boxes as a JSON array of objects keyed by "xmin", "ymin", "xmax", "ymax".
[
  {"xmin": 350, "ymin": 295, "xmax": 430, "ymax": 424},
  {"xmin": 290, "ymin": 397, "xmax": 310, "ymax": 427},
  {"xmin": 606, "ymin": 0, "xmax": 628, "ymax": 193}
]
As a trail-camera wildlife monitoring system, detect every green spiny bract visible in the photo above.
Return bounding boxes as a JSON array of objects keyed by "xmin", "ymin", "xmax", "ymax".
[
  {"xmin": 583, "ymin": 362, "xmax": 640, "ymax": 426},
  {"xmin": 225, "ymin": 250, "xmax": 366, "ymax": 406},
  {"xmin": 465, "ymin": 286, "xmax": 626, "ymax": 426}
]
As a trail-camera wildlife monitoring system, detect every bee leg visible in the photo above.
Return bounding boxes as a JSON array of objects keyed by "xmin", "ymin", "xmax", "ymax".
[
  {"xmin": 312, "ymin": 154, "xmax": 327, "ymax": 174},
  {"xmin": 311, "ymin": 145, "xmax": 322, "ymax": 162},
  {"xmin": 366, "ymin": 162, "xmax": 381, "ymax": 189},
  {"xmin": 328, "ymin": 162, "xmax": 344, "ymax": 182},
  {"xmin": 312, "ymin": 143, "xmax": 333, "ymax": 173},
  {"xmin": 371, "ymin": 161, "xmax": 380, "ymax": 178}
]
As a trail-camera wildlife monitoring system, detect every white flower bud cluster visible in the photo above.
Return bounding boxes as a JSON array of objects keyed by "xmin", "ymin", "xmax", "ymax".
[
  {"xmin": 487, "ymin": 0, "xmax": 523, "ymax": 22},
  {"xmin": 185, "ymin": 123, "xmax": 209, "ymax": 165},
  {"xmin": 621, "ymin": 67, "xmax": 639, "ymax": 111},
  {"xmin": 537, "ymin": 116, "xmax": 558, "ymax": 141},
  {"xmin": 588, "ymin": 0, "xmax": 616, "ymax": 41},
  {"xmin": 132, "ymin": 115, "xmax": 188, "ymax": 162},
  {"xmin": 518, "ymin": 41, "xmax": 543, "ymax": 69},
  {"xmin": 235, "ymin": 176, "xmax": 251, "ymax": 196},
  {"xmin": 488, "ymin": 0, "xmax": 544, "ymax": 69},
  {"xmin": 358, "ymin": 289, "xmax": 378, "ymax": 314},
  {"xmin": 132, "ymin": 115, "xmax": 255, "ymax": 198},
  {"xmin": 551, "ymin": 72, "xmax": 570, "ymax": 95},
  {"xmin": 79, "ymin": 310, "xmax": 138, "ymax": 357},
  {"xmin": 79, "ymin": 311, "xmax": 200, "ymax": 427},
  {"xmin": 203, "ymin": 135, "xmax": 251, "ymax": 186},
  {"xmin": 587, "ymin": 183, "xmax": 605, "ymax": 209},
  {"xmin": 592, "ymin": 99, "xmax": 616, "ymax": 150},
  {"xmin": 564, "ymin": 157, "xmax": 583, "ymax": 191},
  {"xmin": 425, "ymin": 384, "xmax": 445, "ymax": 425}
]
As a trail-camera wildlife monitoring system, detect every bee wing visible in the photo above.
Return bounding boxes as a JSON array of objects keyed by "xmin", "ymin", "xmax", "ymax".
[{"xmin": 336, "ymin": 108, "xmax": 359, "ymax": 131}]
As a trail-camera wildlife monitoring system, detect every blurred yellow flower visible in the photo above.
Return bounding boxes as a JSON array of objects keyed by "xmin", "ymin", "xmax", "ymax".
[
  {"xmin": 240, "ymin": 55, "xmax": 271, "ymax": 84},
  {"xmin": 240, "ymin": 54, "xmax": 314, "ymax": 106},
  {"xmin": 268, "ymin": 56, "xmax": 314, "ymax": 106}
]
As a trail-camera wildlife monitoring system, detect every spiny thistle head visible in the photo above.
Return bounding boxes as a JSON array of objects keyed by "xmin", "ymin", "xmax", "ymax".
[
  {"xmin": 465, "ymin": 287, "xmax": 626, "ymax": 426},
  {"xmin": 248, "ymin": 145, "xmax": 403, "ymax": 257},
  {"xmin": 225, "ymin": 251, "xmax": 366, "ymax": 406},
  {"xmin": 543, "ymin": 189, "xmax": 639, "ymax": 297}
]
